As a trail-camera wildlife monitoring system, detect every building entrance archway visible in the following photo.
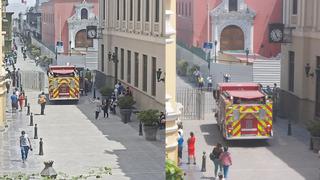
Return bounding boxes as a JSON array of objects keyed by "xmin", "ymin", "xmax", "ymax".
[
  {"xmin": 75, "ymin": 29, "xmax": 93, "ymax": 48},
  {"xmin": 220, "ymin": 25, "xmax": 244, "ymax": 51}
]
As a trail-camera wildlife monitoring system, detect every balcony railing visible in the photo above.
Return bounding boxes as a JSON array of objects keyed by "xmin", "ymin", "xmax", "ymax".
[{"xmin": 135, "ymin": 22, "xmax": 142, "ymax": 34}]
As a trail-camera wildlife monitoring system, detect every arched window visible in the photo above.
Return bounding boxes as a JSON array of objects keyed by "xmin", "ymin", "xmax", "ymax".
[
  {"xmin": 75, "ymin": 29, "xmax": 93, "ymax": 48},
  {"xmin": 81, "ymin": 8, "xmax": 88, "ymax": 19}
]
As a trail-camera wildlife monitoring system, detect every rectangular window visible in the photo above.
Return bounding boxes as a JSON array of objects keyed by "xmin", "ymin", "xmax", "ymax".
[
  {"xmin": 292, "ymin": 0, "xmax": 298, "ymax": 15},
  {"xmin": 137, "ymin": 0, "xmax": 141, "ymax": 21},
  {"xmin": 127, "ymin": 50, "xmax": 131, "ymax": 84},
  {"xmin": 101, "ymin": 44, "xmax": 104, "ymax": 71},
  {"xmin": 155, "ymin": 0, "xmax": 160, "ymax": 22},
  {"xmin": 134, "ymin": 52, "xmax": 139, "ymax": 87},
  {"xmin": 316, "ymin": 56, "xmax": 320, "ymax": 117},
  {"xmin": 229, "ymin": 0, "xmax": 238, "ymax": 12},
  {"xmin": 151, "ymin": 57, "xmax": 156, "ymax": 96},
  {"xmin": 130, "ymin": 0, "xmax": 133, "ymax": 21},
  {"xmin": 189, "ymin": 2, "xmax": 191, "ymax": 16},
  {"xmin": 117, "ymin": 0, "xmax": 120, "ymax": 20},
  {"xmin": 317, "ymin": 56, "xmax": 320, "ymax": 69},
  {"xmin": 103, "ymin": 0, "xmax": 106, "ymax": 20},
  {"xmin": 123, "ymin": 0, "xmax": 126, "ymax": 20},
  {"xmin": 182, "ymin": 3, "xmax": 184, "ymax": 16},
  {"xmin": 145, "ymin": 0, "xmax": 150, "ymax": 22},
  {"xmin": 121, "ymin": 48, "xmax": 124, "ymax": 80},
  {"xmin": 143, "ymin": 55, "xmax": 148, "ymax": 92},
  {"xmin": 288, "ymin": 51, "xmax": 295, "ymax": 92}
]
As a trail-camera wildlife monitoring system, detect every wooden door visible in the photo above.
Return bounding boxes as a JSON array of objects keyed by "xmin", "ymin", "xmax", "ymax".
[{"xmin": 220, "ymin": 25, "xmax": 244, "ymax": 51}]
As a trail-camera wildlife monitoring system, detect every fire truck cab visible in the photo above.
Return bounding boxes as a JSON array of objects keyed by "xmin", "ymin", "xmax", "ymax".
[
  {"xmin": 47, "ymin": 65, "xmax": 80, "ymax": 101},
  {"xmin": 216, "ymin": 83, "xmax": 273, "ymax": 140}
]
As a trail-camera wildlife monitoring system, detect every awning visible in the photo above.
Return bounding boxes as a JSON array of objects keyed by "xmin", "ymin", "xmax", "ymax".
[{"xmin": 226, "ymin": 90, "xmax": 265, "ymax": 99}]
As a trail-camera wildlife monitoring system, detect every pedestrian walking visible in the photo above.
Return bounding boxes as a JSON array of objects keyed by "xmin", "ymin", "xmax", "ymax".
[
  {"xmin": 215, "ymin": 173, "xmax": 225, "ymax": 180},
  {"xmin": 198, "ymin": 76, "xmax": 204, "ymax": 90},
  {"xmin": 38, "ymin": 92, "xmax": 47, "ymax": 115},
  {"xmin": 102, "ymin": 99, "xmax": 109, "ymax": 118},
  {"xmin": 210, "ymin": 143, "xmax": 223, "ymax": 178},
  {"xmin": 219, "ymin": 147, "xmax": 232, "ymax": 179},
  {"xmin": 178, "ymin": 122, "xmax": 183, "ymax": 136},
  {"xmin": 18, "ymin": 92, "xmax": 25, "ymax": 111},
  {"xmin": 10, "ymin": 91, "xmax": 18, "ymax": 113},
  {"xmin": 19, "ymin": 130, "xmax": 32, "ymax": 163},
  {"xmin": 159, "ymin": 112, "xmax": 165, "ymax": 129},
  {"xmin": 177, "ymin": 131, "xmax": 184, "ymax": 165},
  {"xmin": 94, "ymin": 97, "xmax": 102, "ymax": 119},
  {"xmin": 187, "ymin": 132, "xmax": 196, "ymax": 165},
  {"xmin": 15, "ymin": 68, "xmax": 21, "ymax": 88}
]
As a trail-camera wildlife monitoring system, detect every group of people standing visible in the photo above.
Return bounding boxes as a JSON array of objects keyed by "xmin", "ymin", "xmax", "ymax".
[
  {"xmin": 10, "ymin": 88, "xmax": 25, "ymax": 113},
  {"xmin": 193, "ymin": 69, "xmax": 214, "ymax": 91}
]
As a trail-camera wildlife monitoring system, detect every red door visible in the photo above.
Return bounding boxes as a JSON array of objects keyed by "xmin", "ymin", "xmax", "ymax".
[{"xmin": 241, "ymin": 114, "xmax": 258, "ymax": 135}]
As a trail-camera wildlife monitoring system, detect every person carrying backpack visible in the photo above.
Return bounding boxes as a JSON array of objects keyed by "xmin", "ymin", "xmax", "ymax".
[{"xmin": 210, "ymin": 143, "xmax": 223, "ymax": 178}]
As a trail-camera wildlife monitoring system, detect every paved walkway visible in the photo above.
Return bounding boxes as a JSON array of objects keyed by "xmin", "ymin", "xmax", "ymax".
[{"xmin": 0, "ymin": 38, "xmax": 165, "ymax": 179}]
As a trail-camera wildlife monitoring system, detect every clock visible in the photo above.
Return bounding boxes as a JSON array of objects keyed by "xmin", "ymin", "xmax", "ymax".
[
  {"xmin": 86, "ymin": 26, "xmax": 97, "ymax": 39},
  {"xmin": 269, "ymin": 23, "xmax": 284, "ymax": 43}
]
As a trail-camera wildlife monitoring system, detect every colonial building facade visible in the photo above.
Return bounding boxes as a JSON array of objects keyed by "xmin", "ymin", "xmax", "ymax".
[
  {"xmin": 41, "ymin": 0, "xmax": 99, "ymax": 53},
  {"xmin": 177, "ymin": 0, "xmax": 282, "ymax": 57},
  {"xmin": 280, "ymin": 0, "xmax": 320, "ymax": 123},
  {"xmin": 99, "ymin": 0, "xmax": 180, "ymax": 163}
]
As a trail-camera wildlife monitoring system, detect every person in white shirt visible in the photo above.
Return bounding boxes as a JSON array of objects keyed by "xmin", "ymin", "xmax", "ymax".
[
  {"xmin": 207, "ymin": 76, "xmax": 213, "ymax": 91},
  {"xmin": 94, "ymin": 97, "xmax": 102, "ymax": 120}
]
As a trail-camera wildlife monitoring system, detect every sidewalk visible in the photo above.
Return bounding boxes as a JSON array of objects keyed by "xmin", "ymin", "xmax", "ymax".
[{"xmin": 0, "ymin": 38, "xmax": 165, "ymax": 180}]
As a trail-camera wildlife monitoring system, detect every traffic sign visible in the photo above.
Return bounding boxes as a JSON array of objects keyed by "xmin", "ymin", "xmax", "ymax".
[{"xmin": 203, "ymin": 42, "xmax": 213, "ymax": 49}]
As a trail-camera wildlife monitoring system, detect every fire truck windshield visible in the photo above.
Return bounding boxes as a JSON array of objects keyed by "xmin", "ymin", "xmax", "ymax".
[
  {"xmin": 233, "ymin": 97, "xmax": 265, "ymax": 104},
  {"xmin": 52, "ymin": 72, "xmax": 76, "ymax": 77}
]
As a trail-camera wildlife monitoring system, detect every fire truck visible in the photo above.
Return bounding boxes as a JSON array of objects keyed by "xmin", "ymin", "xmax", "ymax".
[
  {"xmin": 47, "ymin": 65, "xmax": 80, "ymax": 101},
  {"xmin": 215, "ymin": 83, "xmax": 273, "ymax": 140}
]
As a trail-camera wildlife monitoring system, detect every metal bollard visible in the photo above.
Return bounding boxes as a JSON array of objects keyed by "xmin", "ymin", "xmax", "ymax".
[
  {"xmin": 27, "ymin": 103, "xmax": 30, "ymax": 115},
  {"xmin": 24, "ymin": 96, "xmax": 28, "ymax": 107},
  {"xmin": 201, "ymin": 151, "xmax": 206, "ymax": 172},
  {"xmin": 139, "ymin": 120, "xmax": 143, "ymax": 136},
  {"xmin": 29, "ymin": 113, "xmax": 34, "ymax": 126},
  {"xmin": 34, "ymin": 124, "xmax": 38, "ymax": 139},
  {"xmin": 288, "ymin": 120, "xmax": 292, "ymax": 136},
  {"xmin": 39, "ymin": 138, "xmax": 44, "ymax": 155}
]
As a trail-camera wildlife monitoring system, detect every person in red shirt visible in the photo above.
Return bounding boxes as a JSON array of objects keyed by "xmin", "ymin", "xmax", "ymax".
[
  {"xmin": 187, "ymin": 132, "xmax": 196, "ymax": 165},
  {"xmin": 18, "ymin": 92, "xmax": 25, "ymax": 111}
]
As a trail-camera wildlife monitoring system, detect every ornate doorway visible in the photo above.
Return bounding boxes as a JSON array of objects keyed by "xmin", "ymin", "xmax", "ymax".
[
  {"xmin": 75, "ymin": 29, "xmax": 93, "ymax": 48},
  {"xmin": 220, "ymin": 25, "xmax": 244, "ymax": 51}
]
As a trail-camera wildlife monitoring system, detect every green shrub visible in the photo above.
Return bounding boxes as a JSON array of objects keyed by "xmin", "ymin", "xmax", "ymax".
[
  {"xmin": 177, "ymin": 60, "xmax": 189, "ymax": 76},
  {"xmin": 307, "ymin": 121, "xmax": 320, "ymax": 137},
  {"xmin": 118, "ymin": 96, "xmax": 135, "ymax": 109},
  {"xmin": 100, "ymin": 86, "xmax": 114, "ymax": 96},
  {"xmin": 137, "ymin": 109, "xmax": 160, "ymax": 126},
  {"xmin": 166, "ymin": 159, "xmax": 184, "ymax": 180}
]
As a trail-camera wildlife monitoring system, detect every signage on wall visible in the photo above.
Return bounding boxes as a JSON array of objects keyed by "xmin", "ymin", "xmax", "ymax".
[
  {"xmin": 87, "ymin": 26, "xmax": 97, "ymax": 39},
  {"xmin": 56, "ymin": 41, "xmax": 64, "ymax": 54},
  {"xmin": 269, "ymin": 23, "xmax": 284, "ymax": 43}
]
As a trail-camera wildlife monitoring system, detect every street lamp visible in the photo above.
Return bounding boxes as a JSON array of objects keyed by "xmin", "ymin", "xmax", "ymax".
[
  {"xmin": 214, "ymin": 40, "xmax": 217, "ymax": 63},
  {"xmin": 156, "ymin": 68, "xmax": 165, "ymax": 82},
  {"xmin": 245, "ymin": 48, "xmax": 249, "ymax": 64},
  {"xmin": 108, "ymin": 51, "xmax": 119, "ymax": 85}
]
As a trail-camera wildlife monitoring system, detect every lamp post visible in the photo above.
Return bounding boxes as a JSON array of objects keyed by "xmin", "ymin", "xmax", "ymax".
[
  {"xmin": 108, "ymin": 51, "xmax": 119, "ymax": 85},
  {"xmin": 214, "ymin": 40, "xmax": 217, "ymax": 63}
]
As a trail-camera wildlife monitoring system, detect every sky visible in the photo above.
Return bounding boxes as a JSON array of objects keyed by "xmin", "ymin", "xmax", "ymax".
[{"xmin": 7, "ymin": 0, "xmax": 36, "ymax": 18}]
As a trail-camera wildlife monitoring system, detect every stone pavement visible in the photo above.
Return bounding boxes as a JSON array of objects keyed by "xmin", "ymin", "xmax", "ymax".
[
  {"xmin": 0, "ymin": 38, "xmax": 165, "ymax": 179},
  {"xmin": 176, "ymin": 76, "xmax": 320, "ymax": 180}
]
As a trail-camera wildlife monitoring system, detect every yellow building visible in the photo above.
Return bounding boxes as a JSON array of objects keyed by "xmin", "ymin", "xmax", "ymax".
[
  {"xmin": 0, "ymin": 0, "xmax": 9, "ymax": 131},
  {"xmin": 164, "ymin": 0, "xmax": 181, "ymax": 164}
]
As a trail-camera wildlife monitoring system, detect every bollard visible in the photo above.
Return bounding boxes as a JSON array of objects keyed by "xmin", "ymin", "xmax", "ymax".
[
  {"xmin": 24, "ymin": 96, "xmax": 28, "ymax": 107},
  {"xmin": 29, "ymin": 113, "xmax": 34, "ymax": 126},
  {"xmin": 139, "ymin": 120, "xmax": 143, "ymax": 136},
  {"xmin": 27, "ymin": 103, "xmax": 30, "ymax": 115},
  {"xmin": 288, "ymin": 120, "xmax": 292, "ymax": 136},
  {"xmin": 39, "ymin": 138, "xmax": 44, "ymax": 155},
  {"xmin": 201, "ymin": 151, "xmax": 206, "ymax": 172},
  {"xmin": 34, "ymin": 124, "xmax": 38, "ymax": 139}
]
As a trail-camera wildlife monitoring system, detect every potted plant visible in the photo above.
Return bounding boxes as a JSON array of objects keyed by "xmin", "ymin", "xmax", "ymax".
[
  {"xmin": 307, "ymin": 120, "xmax": 320, "ymax": 153},
  {"xmin": 177, "ymin": 60, "xmax": 189, "ymax": 76},
  {"xmin": 99, "ymin": 85, "xmax": 114, "ymax": 100},
  {"xmin": 165, "ymin": 159, "xmax": 184, "ymax": 180},
  {"xmin": 137, "ymin": 109, "xmax": 160, "ymax": 141},
  {"xmin": 118, "ymin": 96, "xmax": 135, "ymax": 123}
]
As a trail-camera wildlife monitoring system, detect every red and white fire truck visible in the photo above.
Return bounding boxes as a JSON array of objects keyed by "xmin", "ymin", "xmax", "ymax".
[{"xmin": 215, "ymin": 83, "xmax": 273, "ymax": 140}]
